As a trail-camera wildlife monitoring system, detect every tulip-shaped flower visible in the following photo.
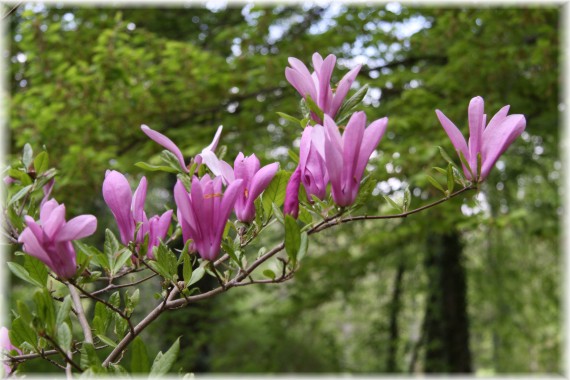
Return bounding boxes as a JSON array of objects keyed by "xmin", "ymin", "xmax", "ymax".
[
  {"xmin": 436, "ymin": 96, "xmax": 526, "ymax": 182},
  {"xmin": 141, "ymin": 124, "xmax": 223, "ymax": 174},
  {"xmin": 18, "ymin": 200, "xmax": 97, "ymax": 279},
  {"xmin": 174, "ymin": 175, "xmax": 243, "ymax": 261},
  {"xmin": 284, "ymin": 166, "xmax": 302, "ymax": 218},
  {"xmin": 102, "ymin": 170, "xmax": 172, "ymax": 259},
  {"xmin": 299, "ymin": 124, "xmax": 329, "ymax": 201},
  {"xmin": 225, "ymin": 153, "xmax": 279, "ymax": 223},
  {"xmin": 323, "ymin": 112, "xmax": 388, "ymax": 207},
  {"xmin": 285, "ymin": 53, "xmax": 361, "ymax": 122},
  {"xmin": 1, "ymin": 327, "xmax": 20, "ymax": 375}
]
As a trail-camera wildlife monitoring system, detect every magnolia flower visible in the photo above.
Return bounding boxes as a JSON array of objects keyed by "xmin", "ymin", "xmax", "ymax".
[
  {"xmin": 1, "ymin": 327, "xmax": 20, "ymax": 375},
  {"xmin": 324, "ymin": 112, "xmax": 388, "ymax": 207},
  {"xmin": 284, "ymin": 166, "xmax": 302, "ymax": 218},
  {"xmin": 436, "ymin": 96, "xmax": 526, "ymax": 182},
  {"xmin": 285, "ymin": 53, "xmax": 361, "ymax": 122},
  {"xmin": 174, "ymin": 175, "xmax": 243, "ymax": 261},
  {"xmin": 18, "ymin": 199, "xmax": 97, "ymax": 279},
  {"xmin": 299, "ymin": 124, "xmax": 329, "ymax": 201},
  {"xmin": 224, "ymin": 153, "xmax": 279, "ymax": 223},
  {"xmin": 141, "ymin": 124, "xmax": 223, "ymax": 173},
  {"xmin": 102, "ymin": 170, "xmax": 172, "ymax": 259}
]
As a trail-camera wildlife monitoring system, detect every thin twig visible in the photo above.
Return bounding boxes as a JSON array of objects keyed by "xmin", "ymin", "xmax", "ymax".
[
  {"xmin": 69, "ymin": 279, "xmax": 136, "ymax": 339},
  {"xmin": 67, "ymin": 283, "xmax": 93, "ymax": 344},
  {"xmin": 43, "ymin": 334, "xmax": 82, "ymax": 372},
  {"xmin": 90, "ymin": 273, "xmax": 158, "ymax": 296}
]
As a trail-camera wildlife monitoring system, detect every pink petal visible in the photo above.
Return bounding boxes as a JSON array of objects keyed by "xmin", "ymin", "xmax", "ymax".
[
  {"xmin": 285, "ymin": 67, "xmax": 318, "ymax": 103},
  {"xmin": 18, "ymin": 227, "xmax": 54, "ymax": 269},
  {"xmin": 173, "ymin": 180, "xmax": 195, "ymax": 244},
  {"xmin": 288, "ymin": 57, "xmax": 313, "ymax": 79},
  {"xmin": 342, "ymin": 112, "xmax": 366, "ymax": 193},
  {"xmin": 132, "ymin": 177, "xmax": 148, "ymax": 224},
  {"xmin": 43, "ymin": 204, "xmax": 66, "ymax": 240},
  {"xmin": 141, "ymin": 124, "xmax": 188, "ymax": 173},
  {"xmin": 435, "ymin": 109, "xmax": 469, "ymax": 161},
  {"xmin": 468, "ymin": 96, "xmax": 485, "ymax": 162},
  {"xmin": 248, "ymin": 162, "xmax": 279, "ymax": 202},
  {"xmin": 102, "ymin": 170, "xmax": 134, "ymax": 244},
  {"xmin": 483, "ymin": 105, "xmax": 510, "ymax": 140},
  {"xmin": 311, "ymin": 53, "xmax": 324, "ymax": 72},
  {"xmin": 324, "ymin": 118, "xmax": 344, "ymax": 202},
  {"xmin": 355, "ymin": 117, "xmax": 388, "ymax": 182},
  {"xmin": 480, "ymin": 114, "xmax": 526, "ymax": 180},
  {"xmin": 284, "ymin": 166, "xmax": 302, "ymax": 218},
  {"xmin": 40, "ymin": 199, "xmax": 60, "ymax": 226},
  {"xmin": 316, "ymin": 54, "xmax": 336, "ymax": 113},
  {"xmin": 331, "ymin": 65, "xmax": 361, "ymax": 117},
  {"xmin": 56, "ymin": 215, "xmax": 97, "ymax": 242},
  {"xmin": 202, "ymin": 125, "xmax": 223, "ymax": 153},
  {"xmin": 199, "ymin": 150, "xmax": 235, "ymax": 184}
]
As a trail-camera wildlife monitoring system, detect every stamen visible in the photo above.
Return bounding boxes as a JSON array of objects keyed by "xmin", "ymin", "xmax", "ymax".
[
  {"xmin": 204, "ymin": 193, "xmax": 222, "ymax": 199},
  {"xmin": 244, "ymin": 188, "xmax": 249, "ymax": 198}
]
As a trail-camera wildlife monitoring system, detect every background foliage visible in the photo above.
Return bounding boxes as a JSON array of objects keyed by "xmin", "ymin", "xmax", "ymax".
[{"xmin": 5, "ymin": 2, "xmax": 561, "ymax": 374}]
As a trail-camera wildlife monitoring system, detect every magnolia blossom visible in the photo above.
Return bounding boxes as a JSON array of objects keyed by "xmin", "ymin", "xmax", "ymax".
[
  {"xmin": 285, "ymin": 53, "xmax": 361, "ymax": 121},
  {"xmin": 174, "ymin": 175, "xmax": 243, "ymax": 261},
  {"xmin": 102, "ymin": 170, "xmax": 172, "ymax": 259},
  {"xmin": 18, "ymin": 199, "xmax": 97, "ymax": 279},
  {"xmin": 436, "ymin": 96, "xmax": 526, "ymax": 182},
  {"xmin": 324, "ymin": 113, "xmax": 388, "ymax": 207},
  {"xmin": 284, "ymin": 166, "xmax": 302, "ymax": 218},
  {"xmin": 141, "ymin": 124, "xmax": 223, "ymax": 173},
  {"xmin": 224, "ymin": 153, "xmax": 279, "ymax": 223},
  {"xmin": 1, "ymin": 327, "xmax": 20, "ymax": 375},
  {"xmin": 299, "ymin": 124, "xmax": 329, "ymax": 201}
]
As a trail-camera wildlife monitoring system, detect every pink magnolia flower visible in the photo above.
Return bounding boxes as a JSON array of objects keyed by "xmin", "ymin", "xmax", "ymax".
[
  {"xmin": 436, "ymin": 96, "xmax": 526, "ymax": 182},
  {"xmin": 18, "ymin": 199, "xmax": 97, "ymax": 279},
  {"xmin": 284, "ymin": 166, "xmax": 302, "ymax": 218},
  {"xmin": 299, "ymin": 124, "xmax": 329, "ymax": 201},
  {"xmin": 102, "ymin": 170, "xmax": 172, "ymax": 259},
  {"xmin": 174, "ymin": 175, "xmax": 243, "ymax": 261},
  {"xmin": 141, "ymin": 124, "xmax": 223, "ymax": 173},
  {"xmin": 223, "ymin": 153, "xmax": 279, "ymax": 223},
  {"xmin": 1, "ymin": 327, "xmax": 20, "ymax": 375},
  {"xmin": 285, "ymin": 53, "xmax": 361, "ymax": 122},
  {"xmin": 323, "ymin": 112, "xmax": 388, "ymax": 207}
]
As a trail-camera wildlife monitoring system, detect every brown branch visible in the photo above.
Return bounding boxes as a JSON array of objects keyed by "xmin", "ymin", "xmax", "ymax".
[
  {"xmin": 90, "ymin": 273, "xmax": 158, "ymax": 296},
  {"xmin": 43, "ymin": 334, "xmax": 82, "ymax": 373},
  {"xmin": 67, "ymin": 283, "xmax": 93, "ymax": 344}
]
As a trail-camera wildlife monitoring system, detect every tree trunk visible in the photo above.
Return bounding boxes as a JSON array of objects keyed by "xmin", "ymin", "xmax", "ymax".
[{"xmin": 423, "ymin": 230, "xmax": 472, "ymax": 373}]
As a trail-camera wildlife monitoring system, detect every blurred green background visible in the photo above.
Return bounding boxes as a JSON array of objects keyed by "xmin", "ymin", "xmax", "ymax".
[{"xmin": 5, "ymin": 2, "xmax": 561, "ymax": 375}]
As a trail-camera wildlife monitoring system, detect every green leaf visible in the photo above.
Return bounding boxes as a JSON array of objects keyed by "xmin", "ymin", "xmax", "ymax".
[
  {"xmin": 33, "ymin": 151, "xmax": 49, "ymax": 174},
  {"xmin": 33, "ymin": 288, "xmax": 56, "ymax": 335},
  {"xmin": 56, "ymin": 296, "xmax": 72, "ymax": 327},
  {"xmin": 10, "ymin": 317, "xmax": 36, "ymax": 349},
  {"xmin": 288, "ymin": 149, "xmax": 300, "ymax": 164},
  {"xmin": 263, "ymin": 269, "xmax": 276, "ymax": 280},
  {"xmin": 94, "ymin": 302, "xmax": 111, "ymax": 336},
  {"xmin": 7, "ymin": 261, "xmax": 44, "ymax": 287},
  {"xmin": 284, "ymin": 215, "xmax": 301, "ymax": 266},
  {"xmin": 17, "ymin": 300, "xmax": 33, "ymax": 324},
  {"xmin": 261, "ymin": 170, "xmax": 292, "ymax": 217},
  {"xmin": 182, "ymin": 254, "xmax": 193, "ymax": 286},
  {"xmin": 104, "ymin": 229, "xmax": 120, "ymax": 269},
  {"xmin": 149, "ymin": 337, "xmax": 180, "ymax": 376},
  {"xmin": 426, "ymin": 175, "xmax": 446, "ymax": 194},
  {"xmin": 403, "ymin": 186, "xmax": 412, "ymax": 212},
  {"xmin": 131, "ymin": 336, "xmax": 150, "ymax": 373},
  {"xmin": 160, "ymin": 150, "xmax": 185, "ymax": 172},
  {"xmin": 383, "ymin": 195, "xmax": 402, "ymax": 212},
  {"xmin": 187, "ymin": 266, "xmax": 205, "ymax": 287},
  {"xmin": 336, "ymin": 84, "xmax": 369, "ymax": 124},
  {"xmin": 276, "ymin": 112, "xmax": 302, "ymax": 127},
  {"xmin": 447, "ymin": 164, "xmax": 455, "ymax": 194},
  {"xmin": 304, "ymin": 94, "xmax": 324, "ymax": 121},
  {"xmin": 96, "ymin": 334, "xmax": 117, "ymax": 348},
  {"xmin": 8, "ymin": 184, "xmax": 33, "ymax": 206},
  {"xmin": 24, "ymin": 256, "xmax": 48, "ymax": 288},
  {"xmin": 112, "ymin": 249, "xmax": 132, "ymax": 275},
  {"xmin": 135, "ymin": 161, "xmax": 179, "ymax": 174},
  {"xmin": 459, "ymin": 150, "xmax": 475, "ymax": 181},
  {"xmin": 271, "ymin": 203, "xmax": 285, "ymax": 225},
  {"xmin": 298, "ymin": 232, "xmax": 309, "ymax": 262},
  {"xmin": 80, "ymin": 342, "xmax": 103, "ymax": 372},
  {"xmin": 23, "ymin": 143, "xmax": 33, "ymax": 169},
  {"xmin": 57, "ymin": 323, "xmax": 72, "ymax": 351}
]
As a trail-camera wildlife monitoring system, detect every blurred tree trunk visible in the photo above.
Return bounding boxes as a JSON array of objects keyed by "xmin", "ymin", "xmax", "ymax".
[
  {"xmin": 423, "ymin": 230, "xmax": 472, "ymax": 373},
  {"xmin": 386, "ymin": 262, "xmax": 405, "ymax": 372}
]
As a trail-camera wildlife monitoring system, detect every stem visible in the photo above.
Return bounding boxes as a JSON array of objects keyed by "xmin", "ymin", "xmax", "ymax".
[
  {"xmin": 67, "ymin": 283, "xmax": 93, "ymax": 344},
  {"xmin": 90, "ymin": 273, "xmax": 158, "ymax": 296},
  {"xmin": 43, "ymin": 334, "xmax": 83, "ymax": 372},
  {"xmin": 69, "ymin": 280, "xmax": 136, "ymax": 339}
]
